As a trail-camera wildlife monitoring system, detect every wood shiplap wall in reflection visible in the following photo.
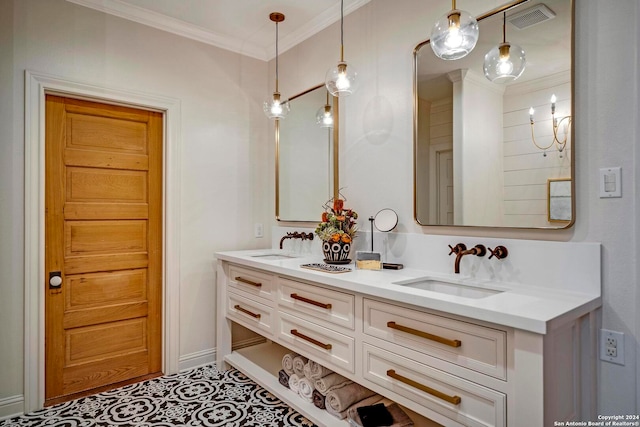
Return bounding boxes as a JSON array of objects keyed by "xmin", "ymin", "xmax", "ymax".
[{"xmin": 502, "ymin": 71, "xmax": 572, "ymax": 227}]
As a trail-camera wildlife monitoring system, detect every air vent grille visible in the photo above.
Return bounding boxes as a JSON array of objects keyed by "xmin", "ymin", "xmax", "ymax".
[{"xmin": 507, "ymin": 4, "xmax": 556, "ymax": 30}]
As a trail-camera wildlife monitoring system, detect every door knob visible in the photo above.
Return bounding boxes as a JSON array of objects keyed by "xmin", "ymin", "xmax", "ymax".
[{"xmin": 49, "ymin": 271, "xmax": 62, "ymax": 288}]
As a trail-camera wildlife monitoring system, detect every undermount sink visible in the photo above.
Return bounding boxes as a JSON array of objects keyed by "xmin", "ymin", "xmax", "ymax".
[
  {"xmin": 251, "ymin": 253, "xmax": 298, "ymax": 261},
  {"xmin": 392, "ymin": 277, "xmax": 503, "ymax": 299}
]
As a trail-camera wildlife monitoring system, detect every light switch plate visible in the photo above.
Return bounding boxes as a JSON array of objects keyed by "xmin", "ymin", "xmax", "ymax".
[{"xmin": 599, "ymin": 167, "xmax": 621, "ymax": 198}]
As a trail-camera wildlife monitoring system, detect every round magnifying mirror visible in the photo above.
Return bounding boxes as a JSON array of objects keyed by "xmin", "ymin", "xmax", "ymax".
[{"xmin": 374, "ymin": 208, "xmax": 398, "ymax": 232}]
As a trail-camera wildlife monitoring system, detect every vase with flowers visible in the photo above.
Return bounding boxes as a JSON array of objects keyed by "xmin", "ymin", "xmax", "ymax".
[{"xmin": 315, "ymin": 197, "xmax": 358, "ymax": 264}]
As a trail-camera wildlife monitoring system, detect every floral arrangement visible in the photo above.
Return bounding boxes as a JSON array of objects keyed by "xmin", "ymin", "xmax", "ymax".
[{"xmin": 315, "ymin": 197, "xmax": 358, "ymax": 243}]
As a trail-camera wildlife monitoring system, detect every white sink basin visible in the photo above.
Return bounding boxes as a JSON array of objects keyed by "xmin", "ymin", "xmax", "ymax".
[
  {"xmin": 392, "ymin": 277, "xmax": 503, "ymax": 299},
  {"xmin": 251, "ymin": 253, "xmax": 298, "ymax": 261}
]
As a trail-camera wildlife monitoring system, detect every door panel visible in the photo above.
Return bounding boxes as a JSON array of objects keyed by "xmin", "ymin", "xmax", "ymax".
[
  {"xmin": 66, "ymin": 168, "xmax": 148, "ymax": 202},
  {"xmin": 45, "ymin": 95, "xmax": 163, "ymax": 403},
  {"xmin": 66, "ymin": 270, "xmax": 147, "ymax": 309},
  {"xmin": 65, "ymin": 220, "xmax": 148, "ymax": 255}
]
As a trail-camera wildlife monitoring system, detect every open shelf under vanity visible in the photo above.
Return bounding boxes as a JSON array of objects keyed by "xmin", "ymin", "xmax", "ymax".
[{"xmin": 224, "ymin": 340, "xmax": 440, "ymax": 427}]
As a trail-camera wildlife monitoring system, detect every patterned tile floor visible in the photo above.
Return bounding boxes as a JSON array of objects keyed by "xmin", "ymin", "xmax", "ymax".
[{"xmin": 1, "ymin": 365, "xmax": 318, "ymax": 427}]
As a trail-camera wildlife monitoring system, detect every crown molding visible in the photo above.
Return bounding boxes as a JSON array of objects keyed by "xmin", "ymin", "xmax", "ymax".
[
  {"xmin": 66, "ymin": 0, "xmax": 371, "ymax": 62},
  {"xmin": 65, "ymin": 0, "xmax": 269, "ymax": 60},
  {"xmin": 275, "ymin": 0, "xmax": 371, "ymax": 60}
]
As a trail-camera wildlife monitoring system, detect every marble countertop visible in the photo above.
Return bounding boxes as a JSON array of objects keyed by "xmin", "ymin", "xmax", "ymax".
[{"xmin": 215, "ymin": 249, "xmax": 601, "ymax": 334}]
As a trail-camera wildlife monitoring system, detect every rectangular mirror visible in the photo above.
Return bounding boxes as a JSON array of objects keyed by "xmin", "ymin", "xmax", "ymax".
[
  {"xmin": 414, "ymin": 0, "xmax": 574, "ymax": 228},
  {"xmin": 277, "ymin": 84, "xmax": 339, "ymax": 222}
]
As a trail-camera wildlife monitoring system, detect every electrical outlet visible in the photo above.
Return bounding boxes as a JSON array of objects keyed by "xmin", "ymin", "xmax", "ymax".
[{"xmin": 600, "ymin": 329, "xmax": 624, "ymax": 365}]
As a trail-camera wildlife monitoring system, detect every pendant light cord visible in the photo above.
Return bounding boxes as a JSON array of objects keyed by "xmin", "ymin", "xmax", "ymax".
[
  {"xmin": 502, "ymin": 12, "xmax": 506, "ymax": 43},
  {"xmin": 275, "ymin": 20, "xmax": 279, "ymax": 92},
  {"xmin": 340, "ymin": 0, "xmax": 344, "ymax": 62}
]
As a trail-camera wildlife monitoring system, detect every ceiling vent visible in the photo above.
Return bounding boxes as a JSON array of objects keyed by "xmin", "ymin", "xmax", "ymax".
[{"xmin": 507, "ymin": 3, "xmax": 556, "ymax": 30}]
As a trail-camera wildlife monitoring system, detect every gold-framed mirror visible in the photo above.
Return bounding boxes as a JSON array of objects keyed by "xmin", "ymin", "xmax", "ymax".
[
  {"xmin": 276, "ymin": 84, "xmax": 339, "ymax": 222},
  {"xmin": 414, "ymin": 0, "xmax": 574, "ymax": 228}
]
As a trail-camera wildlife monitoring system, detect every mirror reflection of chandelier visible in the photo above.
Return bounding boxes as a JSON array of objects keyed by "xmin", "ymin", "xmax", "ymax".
[
  {"xmin": 529, "ymin": 94, "xmax": 572, "ymax": 157},
  {"xmin": 316, "ymin": 90, "xmax": 334, "ymax": 128}
]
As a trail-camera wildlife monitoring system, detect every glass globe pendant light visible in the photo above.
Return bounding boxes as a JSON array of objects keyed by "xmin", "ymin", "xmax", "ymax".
[
  {"xmin": 325, "ymin": 0, "xmax": 358, "ymax": 97},
  {"xmin": 483, "ymin": 12, "xmax": 526, "ymax": 83},
  {"xmin": 264, "ymin": 12, "xmax": 289, "ymax": 119},
  {"xmin": 430, "ymin": 0, "xmax": 479, "ymax": 60},
  {"xmin": 316, "ymin": 91, "xmax": 334, "ymax": 128}
]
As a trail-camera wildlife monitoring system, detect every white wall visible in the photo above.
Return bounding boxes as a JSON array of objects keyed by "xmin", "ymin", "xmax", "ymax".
[
  {"xmin": 273, "ymin": 0, "xmax": 639, "ymax": 416},
  {"xmin": 0, "ymin": 0, "xmax": 270, "ymax": 415}
]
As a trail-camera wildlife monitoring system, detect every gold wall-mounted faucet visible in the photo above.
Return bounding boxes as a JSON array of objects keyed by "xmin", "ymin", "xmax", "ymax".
[{"xmin": 448, "ymin": 243, "xmax": 487, "ymax": 274}]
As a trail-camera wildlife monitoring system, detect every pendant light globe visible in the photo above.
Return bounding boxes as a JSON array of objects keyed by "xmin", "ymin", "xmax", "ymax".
[
  {"xmin": 430, "ymin": 6, "xmax": 479, "ymax": 60},
  {"xmin": 325, "ymin": 61, "xmax": 359, "ymax": 97},
  {"xmin": 316, "ymin": 104, "xmax": 334, "ymax": 128},
  {"xmin": 325, "ymin": 0, "xmax": 358, "ymax": 97},
  {"xmin": 483, "ymin": 12, "xmax": 526, "ymax": 83},
  {"xmin": 483, "ymin": 42, "xmax": 526, "ymax": 83},
  {"xmin": 263, "ymin": 91, "xmax": 290, "ymax": 119}
]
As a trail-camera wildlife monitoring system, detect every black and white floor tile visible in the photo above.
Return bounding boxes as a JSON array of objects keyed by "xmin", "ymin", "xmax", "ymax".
[{"xmin": 1, "ymin": 365, "xmax": 318, "ymax": 427}]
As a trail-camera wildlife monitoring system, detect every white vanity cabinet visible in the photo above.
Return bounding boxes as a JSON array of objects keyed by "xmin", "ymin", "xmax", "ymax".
[{"xmin": 216, "ymin": 256, "xmax": 599, "ymax": 427}]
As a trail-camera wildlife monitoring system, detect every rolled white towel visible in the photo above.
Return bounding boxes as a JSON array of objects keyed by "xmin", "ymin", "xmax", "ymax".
[
  {"xmin": 281, "ymin": 352, "xmax": 298, "ymax": 376},
  {"xmin": 288, "ymin": 373, "xmax": 301, "ymax": 394},
  {"xmin": 314, "ymin": 372, "xmax": 352, "ymax": 395},
  {"xmin": 325, "ymin": 383, "xmax": 377, "ymax": 416},
  {"xmin": 292, "ymin": 355, "xmax": 308, "ymax": 378},
  {"xmin": 308, "ymin": 360, "xmax": 332, "ymax": 379},
  {"xmin": 298, "ymin": 377, "xmax": 315, "ymax": 402}
]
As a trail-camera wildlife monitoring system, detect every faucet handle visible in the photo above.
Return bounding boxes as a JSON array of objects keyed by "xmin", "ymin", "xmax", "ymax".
[
  {"xmin": 488, "ymin": 245, "xmax": 509, "ymax": 260},
  {"xmin": 473, "ymin": 244, "xmax": 487, "ymax": 257},
  {"xmin": 448, "ymin": 243, "xmax": 467, "ymax": 256}
]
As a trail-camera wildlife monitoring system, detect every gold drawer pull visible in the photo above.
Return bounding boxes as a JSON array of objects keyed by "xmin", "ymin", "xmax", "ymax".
[
  {"xmin": 290, "ymin": 329, "xmax": 332, "ymax": 350},
  {"xmin": 233, "ymin": 304, "xmax": 261, "ymax": 319},
  {"xmin": 387, "ymin": 321, "xmax": 461, "ymax": 348},
  {"xmin": 290, "ymin": 293, "xmax": 332, "ymax": 309},
  {"xmin": 235, "ymin": 276, "xmax": 262, "ymax": 287},
  {"xmin": 386, "ymin": 369, "xmax": 461, "ymax": 405}
]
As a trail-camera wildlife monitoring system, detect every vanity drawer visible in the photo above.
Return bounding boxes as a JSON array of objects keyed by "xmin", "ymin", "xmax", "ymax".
[
  {"xmin": 228, "ymin": 265, "xmax": 275, "ymax": 302},
  {"xmin": 227, "ymin": 291, "xmax": 273, "ymax": 337},
  {"xmin": 278, "ymin": 277, "xmax": 355, "ymax": 330},
  {"xmin": 363, "ymin": 298, "xmax": 506, "ymax": 380},
  {"xmin": 363, "ymin": 343, "xmax": 505, "ymax": 427},
  {"xmin": 278, "ymin": 311, "xmax": 354, "ymax": 374}
]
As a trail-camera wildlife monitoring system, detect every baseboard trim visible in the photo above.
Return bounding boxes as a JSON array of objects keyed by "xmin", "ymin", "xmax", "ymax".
[
  {"xmin": 178, "ymin": 338, "xmax": 268, "ymax": 372},
  {"xmin": 178, "ymin": 348, "xmax": 216, "ymax": 372},
  {"xmin": 233, "ymin": 336, "xmax": 268, "ymax": 351},
  {"xmin": 0, "ymin": 395, "xmax": 25, "ymax": 421}
]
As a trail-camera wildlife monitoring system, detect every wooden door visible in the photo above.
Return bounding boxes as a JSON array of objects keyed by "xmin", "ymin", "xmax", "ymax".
[{"xmin": 45, "ymin": 95, "xmax": 163, "ymax": 404}]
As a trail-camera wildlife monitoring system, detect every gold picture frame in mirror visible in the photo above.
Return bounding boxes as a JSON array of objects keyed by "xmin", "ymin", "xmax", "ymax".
[
  {"xmin": 276, "ymin": 84, "xmax": 339, "ymax": 222},
  {"xmin": 413, "ymin": 0, "xmax": 574, "ymax": 229}
]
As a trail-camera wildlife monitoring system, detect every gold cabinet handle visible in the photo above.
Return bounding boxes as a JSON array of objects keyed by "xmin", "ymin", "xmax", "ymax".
[
  {"xmin": 290, "ymin": 293, "xmax": 332, "ymax": 309},
  {"xmin": 386, "ymin": 369, "xmax": 461, "ymax": 405},
  {"xmin": 387, "ymin": 321, "xmax": 461, "ymax": 348},
  {"xmin": 233, "ymin": 304, "xmax": 261, "ymax": 319},
  {"xmin": 235, "ymin": 276, "xmax": 262, "ymax": 287},
  {"xmin": 290, "ymin": 329, "xmax": 332, "ymax": 350}
]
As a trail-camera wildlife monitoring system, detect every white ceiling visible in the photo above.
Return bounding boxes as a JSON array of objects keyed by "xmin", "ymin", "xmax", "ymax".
[{"xmin": 65, "ymin": 0, "xmax": 371, "ymax": 61}]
